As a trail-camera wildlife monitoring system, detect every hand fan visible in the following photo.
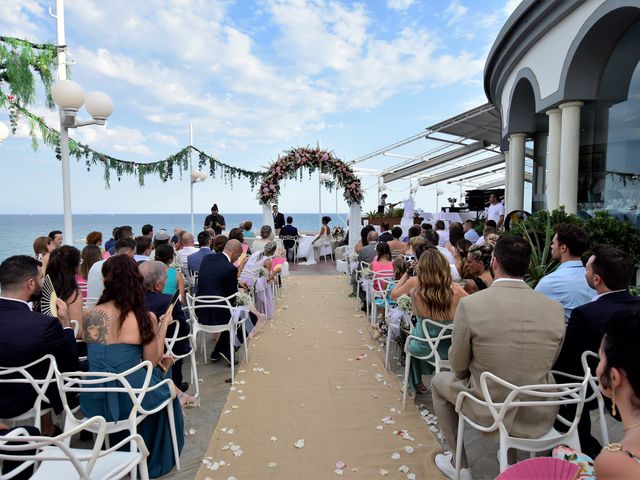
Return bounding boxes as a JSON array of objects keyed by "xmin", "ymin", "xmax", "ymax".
[
  {"xmin": 40, "ymin": 274, "xmax": 58, "ymax": 317},
  {"xmin": 497, "ymin": 457, "xmax": 579, "ymax": 480}
]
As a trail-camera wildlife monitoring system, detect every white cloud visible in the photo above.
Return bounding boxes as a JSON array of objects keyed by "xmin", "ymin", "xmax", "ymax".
[
  {"xmin": 387, "ymin": 0, "xmax": 415, "ymax": 12},
  {"xmin": 73, "ymin": 125, "xmax": 153, "ymax": 157},
  {"xmin": 445, "ymin": 1, "xmax": 469, "ymax": 27}
]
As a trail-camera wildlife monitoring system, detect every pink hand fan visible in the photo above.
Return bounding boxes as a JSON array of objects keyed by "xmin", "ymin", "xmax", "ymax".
[{"xmin": 497, "ymin": 457, "xmax": 580, "ymax": 480}]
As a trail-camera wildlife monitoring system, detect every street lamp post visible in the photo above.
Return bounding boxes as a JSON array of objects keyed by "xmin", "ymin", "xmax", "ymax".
[{"xmin": 52, "ymin": 80, "xmax": 113, "ymax": 246}]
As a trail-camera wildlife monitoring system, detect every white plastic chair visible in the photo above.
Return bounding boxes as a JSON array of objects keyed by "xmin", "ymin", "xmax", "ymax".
[
  {"xmin": 164, "ymin": 319, "xmax": 199, "ymax": 401},
  {"xmin": 402, "ymin": 319, "xmax": 453, "ymax": 411},
  {"xmin": 334, "ymin": 246, "xmax": 350, "ymax": 274},
  {"xmin": 313, "ymin": 237, "xmax": 334, "ymax": 262},
  {"xmin": 354, "ymin": 261, "xmax": 371, "ymax": 312},
  {"xmin": 281, "ymin": 235, "xmax": 299, "ymax": 263},
  {"xmin": 0, "ymin": 354, "xmax": 56, "ymax": 430},
  {"xmin": 84, "ymin": 297, "xmax": 99, "ymax": 309},
  {"xmin": 0, "ymin": 416, "xmax": 149, "ymax": 480},
  {"xmin": 454, "ymin": 369, "xmax": 589, "ymax": 477},
  {"xmin": 56, "ymin": 360, "xmax": 181, "ymax": 476},
  {"xmin": 368, "ymin": 272, "xmax": 394, "ymax": 326},
  {"xmin": 186, "ymin": 293, "xmax": 249, "ymax": 384}
]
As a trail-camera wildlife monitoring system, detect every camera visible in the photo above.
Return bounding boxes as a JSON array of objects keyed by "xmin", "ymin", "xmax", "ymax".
[{"xmin": 404, "ymin": 253, "xmax": 417, "ymax": 276}]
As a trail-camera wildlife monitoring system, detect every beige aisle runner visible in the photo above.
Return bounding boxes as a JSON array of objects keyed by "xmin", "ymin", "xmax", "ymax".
[{"xmin": 196, "ymin": 275, "xmax": 444, "ymax": 479}]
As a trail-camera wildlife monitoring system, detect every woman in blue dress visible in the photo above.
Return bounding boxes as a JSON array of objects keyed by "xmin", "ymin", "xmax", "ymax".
[
  {"xmin": 80, "ymin": 255, "xmax": 185, "ymax": 478},
  {"xmin": 407, "ymin": 248, "xmax": 467, "ymax": 395}
]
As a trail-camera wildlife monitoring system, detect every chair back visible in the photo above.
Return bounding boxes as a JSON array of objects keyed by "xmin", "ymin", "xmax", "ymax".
[
  {"xmin": 0, "ymin": 416, "xmax": 149, "ymax": 480},
  {"xmin": 84, "ymin": 297, "xmax": 99, "ymax": 308},
  {"xmin": 164, "ymin": 319, "xmax": 195, "ymax": 362},
  {"xmin": 421, "ymin": 319, "xmax": 453, "ymax": 361},
  {"xmin": 0, "ymin": 355, "xmax": 56, "ymax": 428},
  {"xmin": 334, "ymin": 245, "xmax": 348, "ymax": 261},
  {"xmin": 186, "ymin": 293, "xmax": 242, "ymax": 327},
  {"xmin": 371, "ymin": 270, "xmax": 394, "ymax": 292}
]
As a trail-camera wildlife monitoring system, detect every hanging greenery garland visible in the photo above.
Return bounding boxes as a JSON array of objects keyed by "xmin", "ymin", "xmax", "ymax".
[{"xmin": 259, "ymin": 146, "xmax": 364, "ymax": 205}]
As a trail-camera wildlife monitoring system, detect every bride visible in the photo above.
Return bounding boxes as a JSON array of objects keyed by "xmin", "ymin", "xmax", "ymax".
[{"xmin": 312, "ymin": 216, "xmax": 332, "ymax": 258}]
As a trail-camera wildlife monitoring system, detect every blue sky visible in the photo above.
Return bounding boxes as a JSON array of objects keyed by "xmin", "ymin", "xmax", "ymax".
[{"xmin": 0, "ymin": 0, "xmax": 519, "ymax": 215}]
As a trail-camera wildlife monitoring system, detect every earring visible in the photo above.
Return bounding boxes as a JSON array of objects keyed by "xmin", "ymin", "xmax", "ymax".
[{"xmin": 612, "ymin": 385, "xmax": 617, "ymax": 417}]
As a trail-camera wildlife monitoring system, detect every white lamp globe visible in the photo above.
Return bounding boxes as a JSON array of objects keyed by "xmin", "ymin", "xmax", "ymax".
[
  {"xmin": 0, "ymin": 121, "xmax": 9, "ymax": 144},
  {"xmin": 52, "ymin": 80, "xmax": 85, "ymax": 110},
  {"xmin": 85, "ymin": 91, "xmax": 114, "ymax": 119},
  {"xmin": 320, "ymin": 173, "xmax": 332, "ymax": 182},
  {"xmin": 200, "ymin": 171, "xmax": 209, "ymax": 180}
]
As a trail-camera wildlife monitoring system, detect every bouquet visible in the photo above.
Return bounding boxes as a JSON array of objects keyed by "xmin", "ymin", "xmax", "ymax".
[
  {"xmin": 273, "ymin": 264, "xmax": 283, "ymax": 274},
  {"xmin": 396, "ymin": 294, "xmax": 413, "ymax": 314},
  {"xmin": 360, "ymin": 267, "xmax": 374, "ymax": 278},
  {"xmin": 257, "ymin": 267, "xmax": 269, "ymax": 278},
  {"xmin": 236, "ymin": 292, "xmax": 253, "ymax": 307},
  {"xmin": 332, "ymin": 226, "xmax": 345, "ymax": 239},
  {"xmin": 349, "ymin": 251, "xmax": 359, "ymax": 262}
]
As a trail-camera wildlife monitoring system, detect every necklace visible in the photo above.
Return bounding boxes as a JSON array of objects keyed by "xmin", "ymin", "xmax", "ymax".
[{"xmin": 623, "ymin": 421, "xmax": 640, "ymax": 432}]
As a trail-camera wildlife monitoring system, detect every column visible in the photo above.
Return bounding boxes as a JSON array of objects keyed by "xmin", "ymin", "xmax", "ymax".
[
  {"xmin": 503, "ymin": 150, "xmax": 510, "ymax": 210},
  {"xmin": 559, "ymin": 101, "xmax": 583, "ymax": 214},
  {"xmin": 508, "ymin": 133, "xmax": 527, "ymax": 212},
  {"xmin": 546, "ymin": 108, "xmax": 561, "ymax": 211}
]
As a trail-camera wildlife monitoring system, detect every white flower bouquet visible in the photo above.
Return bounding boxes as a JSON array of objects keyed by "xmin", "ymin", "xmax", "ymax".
[
  {"xmin": 257, "ymin": 267, "xmax": 269, "ymax": 278},
  {"xmin": 236, "ymin": 292, "xmax": 253, "ymax": 307},
  {"xmin": 396, "ymin": 294, "xmax": 413, "ymax": 314}
]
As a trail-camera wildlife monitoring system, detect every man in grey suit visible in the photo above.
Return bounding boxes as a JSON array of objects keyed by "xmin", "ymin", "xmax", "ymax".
[{"xmin": 432, "ymin": 235, "xmax": 565, "ymax": 480}]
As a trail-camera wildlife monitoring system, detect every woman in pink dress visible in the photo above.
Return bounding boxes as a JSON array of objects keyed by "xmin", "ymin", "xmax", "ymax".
[{"xmin": 371, "ymin": 241, "xmax": 394, "ymax": 290}]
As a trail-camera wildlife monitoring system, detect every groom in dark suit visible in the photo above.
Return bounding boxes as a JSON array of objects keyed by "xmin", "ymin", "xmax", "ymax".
[
  {"xmin": 554, "ymin": 245, "xmax": 640, "ymax": 457},
  {"xmin": 272, "ymin": 204, "xmax": 285, "ymax": 234},
  {"xmin": 0, "ymin": 255, "xmax": 79, "ymax": 432},
  {"xmin": 196, "ymin": 240, "xmax": 256, "ymax": 364}
]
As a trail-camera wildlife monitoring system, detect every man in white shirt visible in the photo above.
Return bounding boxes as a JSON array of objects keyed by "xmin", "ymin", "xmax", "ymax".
[
  {"xmin": 535, "ymin": 224, "xmax": 595, "ymax": 323},
  {"xmin": 86, "ymin": 238, "xmax": 136, "ymax": 299},
  {"xmin": 434, "ymin": 220, "xmax": 449, "ymax": 247},
  {"xmin": 176, "ymin": 232, "xmax": 198, "ymax": 267},
  {"xmin": 486, "ymin": 193, "xmax": 505, "ymax": 228}
]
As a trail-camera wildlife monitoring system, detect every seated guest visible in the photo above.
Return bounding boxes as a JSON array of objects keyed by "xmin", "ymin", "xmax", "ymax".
[
  {"xmin": 463, "ymin": 220, "xmax": 479, "ymax": 243},
  {"xmin": 0, "ymin": 256, "xmax": 79, "ymax": 435},
  {"xmin": 407, "ymin": 235, "xmax": 426, "ymax": 255},
  {"xmin": 378, "ymin": 222, "xmax": 394, "ymax": 242},
  {"xmin": 279, "ymin": 216, "xmax": 299, "ymax": 261},
  {"xmin": 212, "ymin": 235, "xmax": 229, "ymax": 253},
  {"xmin": 475, "ymin": 221, "xmax": 496, "ymax": 246},
  {"xmin": 424, "ymin": 230, "xmax": 455, "ymax": 265},
  {"xmin": 196, "ymin": 240, "xmax": 257, "ymax": 363},
  {"xmin": 358, "ymin": 230, "xmax": 379, "ymax": 265},
  {"xmin": 134, "ymin": 235, "xmax": 152, "ymax": 263},
  {"xmin": 152, "ymin": 229, "xmax": 171, "ymax": 249},
  {"xmin": 387, "ymin": 226, "xmax": 409, "ymax": 258},
  {"xmin": 170, "ymin": 227, "xmax": 185, "ymax": 246},
  {"xmin": 154, "ymin": 244, "xmax": 186, "ymax": 305},
  {"xmin": 142, "ymin": 224, "xmax": 154, "ymax": 239},
  {"xmin": 371, "ymin": 241, "xmax": 394, "ymax": 287},
  {"xmin": 535, "ymin": 224, "xmax": 594, "ymax": 323},
  {"xmin": 406, "ymin": 248, "xmax": 467, "ymax": 395},
  {"xmin": 242, "ymin": 221, "xmax": 255, "ymax": 238},
  {"xmin": 554, "ymin": 245, "xmax": 640, "ymax": 457},
  {"xmin": 107, "ymin": 225, "xmax": 133, "ymax": 256},
  {"xmin": 592, "ymin": 310, "xmax": 640, "ymax": 478},
  {"xmin": 85, "ymin": 231, "xmax": 106, "ymax": 258},
  {"xmin": 252, "ymin": 225, "xmax": 273, "ymax": 254},
  {"xmin": 45, "ymin": 246, "xmax": 84, "ymax": 324},
  {"xmin": 444, "ymin": 222, "xmax": 464, "ymax": 256},
  {"xmin": 228, "ymin": 228, "xmax": 250, "ymax": 256},
  {"xmin": 452, "ymin": 239, "xmax": 472, "ymax": 281},
  {"xmin": 464, "ymin": 244, "xmax": 494, "ymax": 293},
  {"xmin": 33, "ymin": 236, "xmax": 54, "ymax": 272},
  {"xmin": 87, "ymin": 238, "xmax": 136, "ymax": 299},
  {"xmin": 176, "ymin": 233, "xmax": 198, "ymax": 267},
  {"xmin": 104, "ymin": 227, "xmax": 118, "ymax": 254},
  {"xmin": 139, "ymin": 261, "xmax": 193, "ymax": 398},
  {"xmin": 78, "ymin": 245, "xmax": 102, "ymax": 298},
  {"xmin": 354, "ymin": 225, "xmax": 375, "ymax": 254},
  {"xmin": 80, "ymin": 255, "xmax": 184, "ymax": 477},
  {"xmin": 434, "ymin": 220, "xmax": 449, "ymax": 246},
  {"xmin": 390, "ymin": 243, "xmax": 430, "ymax": 300},
  {"xmin": 48, "ymin": 230, "xmax": 63, "ymax": 249},
  {"xmin": 187, "ymin": 231, "xmax": 213, "ymax": 273},
  {"xmin": 432, "ymin": 235, "xmax": 564, "ymax": 478}
]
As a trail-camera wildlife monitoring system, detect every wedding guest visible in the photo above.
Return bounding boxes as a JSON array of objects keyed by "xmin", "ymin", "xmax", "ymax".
[
  {"xmin": 170, "ymin": 227, "xmax": 185, "ymax": 245},
  {"xmin": 444, "ymin": 222, "xmax": 464, "ymax": 256},
  {"xmin": 354, "ymin": 225, "xmax": 375, "ymax": 254},
  {"xmin": 390, "ymin": 243, "xmax": 431, "ymax": 300},
  {"xmin": 0, "ymin": 255, "xmax": 79, "ymax": 435},
  {"xmin": 405, "ymin": 224, "xmax": 422, "ymax": 243},
  {"xmin": 142, "ymin": 224, "xmax": 154, "ymax": 239},
  {"xmin": 176, "ymin": 233, "xmax": 198, "ymax": 267},
  {"xmin": 85, "ymin": 231, "xmax": 103, "ymax": 250},
  {"xmin": 406, "ymin": 248, "xmax": 468, "ymax": 395},
  {"xmin": 104, "ymin": 227, "xmax": 118, "ymax": 253},
  {"xmin": 32, "ymin": 236, "xmax": 53, "ymax": 270},
  {"xmin": 134, "ymin": 235, "xmax": 152, "ymax": 263},
  {"xmin": 204, "ymin": 204, "xmax": 226, "ymax": 235},
  {"xmin": 387, "ymin": 226, "xmax": 409, "ymax": 258},
  {"xmin": 242, "ymin": 221, "xmax": 255, "ymax": 238},
  {"xmin": 279, "ymin": 216, "xmax": 299, "ymax": 261},
  {"xmin": 80, "ymin": 255, "xmax": 184, "ymax": 477},
  {"xmin": 229, "ymin": 228, "xmax": 250, "ymax": 255},
  {"xmin": 48, "ymin": 230, "xmax": 63, "ymax": 249},
  {"xmin": 107, "ymin": 226, "xmax": 133, "ymax": 256},
  {"xmin": 212, "ymin": 235, "xmax": 229, "ymax": 253},
  {"xmin": 371, "ymin": 241, "xmax": 394, "ymax": 289},
  {"xmin": 187, "ymin": 231, "xmax": 213, "ymax": 273},
  {"xmin": 452, "ymin": 239, "xmax": 472, "ymax": 281},
  {"xmin": 424, "ymin": 230, "xmax": 455, "ymax": 264},
  {"xmin": 407, "ymin": 235, "xmax": 426, "ymax": 255},
  {"xmin": 358, "ymin": 230, "xmax": 379, "ymax": 265},
  {"xmin": 78, "ymin": 245, "xmax": 102, "ymax": 299},
  {"xmin": 475, "ymin": 221, "xmax": 496, "ymax": 246},
  {"xmin": 592, "ymin": 310, "xmax": 640, "ymax": 478},
  {"xmin": 272, "ymin": 204, "xmax": 285, "ymax": 234},
  {"xmin": 87, "ymin": 237, "xmax": 136, "ymax": 299},
  {"xmin": 464, "ymin": 243, "xmax": 494, "ymax": 293},
  {"xmin": 434, "ymin": 220, "xmax": 449, "ymax": 247},
  {"xmin": 173, "ymin": 230, "xmax": 187, "ymax": 251},
  {"xmin": 252, "ymin": 225, "xmax": 273, "ymax": 254},
  {"xmin": 152, "ymin": 229, "xmax": 170, "ymax": 249},
  {"xmin": 378, "ymin": 222, "xmax": 394, "ymax": 242},
  {"xmin": 45, "ymin": 245, "xmax": 84, "ymax": 325},
  {"xmin": 154, "ymin": 244, "xmax": 186, "ymax": 305},
  {"xmin": 463, "ymin": 220, "xmax": 480, "ymax": 243}
]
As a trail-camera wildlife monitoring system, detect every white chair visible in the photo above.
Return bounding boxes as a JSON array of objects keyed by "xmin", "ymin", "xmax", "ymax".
[
  {"xmin": 368, "ymin": 273, "xmax": 394, "ymax": 326},
  {"xmin": 454, "ymin": 369, "xmax": 589, "ymax": 477},
  {"xmin": 313, "ymin": 237, "xmax": 334, "ymax": 262},
  {"xmin": 354, "ymin": 261, "xmax": 371, "ymax": 312},
  {"xmin": 0, "ymin": 355, "xmax": 56, "ymax": 430},
  {"xmin": 77, "ymin": 281, "xmax": 88, "ymax": 297},
  {"xmin": 0, "ymin": 416, "xmax": 149, "ymax": 480},
  {"xmin": 402, "ymin": 319, "xmax": 453, "ymax": 411},
  {"xmin": 56, "ymin": 360, "xmax": 181, "ymax": 476},
  {"xmin": 281, "ymin": 235, "xmax": 299, "ymax": 263},
  {"xmin": 84, "ymin": 297, "xmax": 99, "ymax": 309},
  {"xmin": 164, "ymin": 319, "xmax": 199, "ymax": 401},
  {"xmin": 334, "ymin": 246, "xmax": 349, "ymax": 274},
  {"xmin": 186, "ymin": 293, "xmax": 249, "ymax": 384}
]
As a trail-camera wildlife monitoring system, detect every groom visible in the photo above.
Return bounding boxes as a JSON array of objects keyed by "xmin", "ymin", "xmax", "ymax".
[{"xmin": 272, "ymin": 204, "xmax": 285, "ymax": 235}]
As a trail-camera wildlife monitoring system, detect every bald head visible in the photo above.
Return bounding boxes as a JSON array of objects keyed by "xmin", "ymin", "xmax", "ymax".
[
  {"xmin": 224, "ymin": 239, "xmax": 243, "ymax": 263},
  {"xmin": 182, "ymin": 233, "xmax": 194, "ymax": 246}
]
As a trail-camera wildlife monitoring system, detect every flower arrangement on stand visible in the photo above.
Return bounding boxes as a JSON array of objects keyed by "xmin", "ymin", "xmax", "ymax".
[
  {"xmin": 332, "ymin": 226, "xmax": 345, "ymax": 239},
  {"xmin": 258, "ymin": 147, "xmax": 364, "ymax": 205}
]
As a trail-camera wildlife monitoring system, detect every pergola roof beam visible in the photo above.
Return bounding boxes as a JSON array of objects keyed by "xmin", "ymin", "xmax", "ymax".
[{"xmin": 418, "ymin": 154, "xmax": 505, "ymax": 186}]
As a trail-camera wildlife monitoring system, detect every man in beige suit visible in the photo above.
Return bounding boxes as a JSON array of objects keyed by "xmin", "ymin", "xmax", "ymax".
[{"xmin": 432, "ymin": 235, "xmax": 565, "ymax": 480}]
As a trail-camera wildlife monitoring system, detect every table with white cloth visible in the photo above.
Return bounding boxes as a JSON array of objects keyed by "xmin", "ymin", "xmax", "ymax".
[{"xmin": 295, "ymin": 235, "xmax": 318, "ymax": 265}]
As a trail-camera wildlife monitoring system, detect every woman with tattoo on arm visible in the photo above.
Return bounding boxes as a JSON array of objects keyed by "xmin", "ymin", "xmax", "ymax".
[{"xmin": 79, "ymin": 255, "xmax": 184, "ymax": 478}]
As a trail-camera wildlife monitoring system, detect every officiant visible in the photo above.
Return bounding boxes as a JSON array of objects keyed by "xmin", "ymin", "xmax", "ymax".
[
  {"xmin": 204, "ymin": 204, "xmax": 226, "ymax": 235},
  {"xmin": 272, "ymin": 204, "xmax": 285, "ymax": 235}
]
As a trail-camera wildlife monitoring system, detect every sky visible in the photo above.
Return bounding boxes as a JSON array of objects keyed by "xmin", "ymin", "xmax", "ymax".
[{"xmin": 0, "ymin": 0, "xmax": 521, "ymax": 215}]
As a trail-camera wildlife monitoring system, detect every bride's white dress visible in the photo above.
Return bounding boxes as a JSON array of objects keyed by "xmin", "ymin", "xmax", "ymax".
[{"xmin": 313, "ymin": 227, "xmax": 332, "ymax": 256}]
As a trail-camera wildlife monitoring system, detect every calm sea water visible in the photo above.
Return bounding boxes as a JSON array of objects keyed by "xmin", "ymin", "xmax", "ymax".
[{"xmin": 0, "ymin": 213, "xmax": 348, "ymax": 261}]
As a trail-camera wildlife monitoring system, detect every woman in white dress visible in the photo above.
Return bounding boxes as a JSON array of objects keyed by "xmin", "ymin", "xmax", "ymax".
[{"xmin": 312, "ymin": 216, "xmax": 332, "ymax": 258}]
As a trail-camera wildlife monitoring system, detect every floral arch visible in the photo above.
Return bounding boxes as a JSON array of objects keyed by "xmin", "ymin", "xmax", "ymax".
[{"xmin": 257, "ymin": 147, "xmax": 363, "ymax": 247}]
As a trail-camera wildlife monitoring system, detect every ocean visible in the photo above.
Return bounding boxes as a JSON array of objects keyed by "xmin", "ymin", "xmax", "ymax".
[{"xmin": 0, "ymin": 213, "xmax": 349, "ymax": 261}]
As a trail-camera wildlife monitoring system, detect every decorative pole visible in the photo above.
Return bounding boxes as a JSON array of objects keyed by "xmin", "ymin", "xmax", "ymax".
[{"xmin": 189, "ymin": 122, "xmax": 194, "ymax": 235}]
